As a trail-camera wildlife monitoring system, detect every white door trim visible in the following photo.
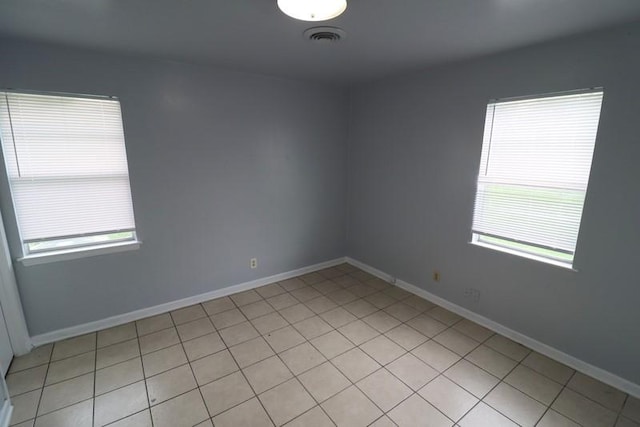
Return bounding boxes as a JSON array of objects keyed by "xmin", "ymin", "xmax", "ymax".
[
  {"xmin": 0, "ymin": 366, "xmax": 11, "ymax": 427},
  {"xmin": 0, "ymin": 210, "xmax": 31, "ymax": 356},
  {"xmin": 0, "ymin": 398, "xmax": 12, "ymax": 427}
]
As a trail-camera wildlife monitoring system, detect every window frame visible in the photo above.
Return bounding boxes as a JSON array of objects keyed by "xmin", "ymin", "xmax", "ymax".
[
  {"xmin": 24, "ymin": 230, "xmax": 137, "ymax": 255},
  {"xmin": 469, "ymin": 88, "xmax": 604, "ymax": 269},
  {"xmin": 0, "ymin": 89, "xmax": 140, "ymax": 264}
]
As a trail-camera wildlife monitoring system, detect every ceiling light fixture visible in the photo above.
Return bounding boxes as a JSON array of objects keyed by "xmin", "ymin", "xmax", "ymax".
[{"xmin": 277, "ymin": 0, "xmax": 347, "ymax": 22}]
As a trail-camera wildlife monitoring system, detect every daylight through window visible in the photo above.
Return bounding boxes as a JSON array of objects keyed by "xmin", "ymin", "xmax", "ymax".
[
  {"xmin": 471, "ymin": 89, "xmax": 604, "ymax": 267},
  {"xmin": 0, "ymin": 91, "xmax": 137, "ymax": 255}
]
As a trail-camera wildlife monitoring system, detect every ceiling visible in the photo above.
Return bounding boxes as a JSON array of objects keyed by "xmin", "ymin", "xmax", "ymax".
[{"xmin": 1, "ymin": 0, "xmax": 639, "ymax": 84}]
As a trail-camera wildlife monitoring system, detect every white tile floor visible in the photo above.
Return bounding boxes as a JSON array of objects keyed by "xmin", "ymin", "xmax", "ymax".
[{"xmin": 5, "ymin": 263, "xmax": 639, "ymax": 427}]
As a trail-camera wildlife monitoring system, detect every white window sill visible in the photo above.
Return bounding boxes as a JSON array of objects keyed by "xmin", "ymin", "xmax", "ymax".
[
  {"xmin": 470, "ymin": 241, "xmax": 578, "ymax": 272},
  {"xmin": 18, "ymin": 241, "xmax": 141, "ymax": 266}
]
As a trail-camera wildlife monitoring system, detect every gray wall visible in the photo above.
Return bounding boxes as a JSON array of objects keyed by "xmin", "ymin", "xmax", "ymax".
[
  {"xmin": 347, "ymin": 25, "xmax": 640, "ymax": 384},
  {"xmin": 1, "ymin": 23, "xmax": 639, "ymax": 387},
  {"xmin": 0, "ymin": 40, "xmax": 349, "ymax": 335}
]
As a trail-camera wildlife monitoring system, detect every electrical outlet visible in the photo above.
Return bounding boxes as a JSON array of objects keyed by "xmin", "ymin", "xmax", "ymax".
[
  {"xmin": 250, "ymin": 258, "xmax": 257, "ymax": 269},
  {"xmin": 433, "ymin": 271, "xmax": 441, "ymax": 282},
  {"xmin": 464, "ymin": 288, "xmax": 481, "ymax": 302}
]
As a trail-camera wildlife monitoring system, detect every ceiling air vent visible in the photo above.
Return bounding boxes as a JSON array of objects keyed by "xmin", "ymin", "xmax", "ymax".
[{"xmin": 304, "ymin": 27, "xmax": 346, "ymax": 43}]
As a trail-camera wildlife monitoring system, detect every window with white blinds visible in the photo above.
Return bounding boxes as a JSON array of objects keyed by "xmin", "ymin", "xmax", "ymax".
[
  {"xmin": 0, "ymin": 91, "xmax": 137, "ymax": 255},
  {"xmin": 471, "ymin": 89, "xmax": 603, "ymax": 266}
]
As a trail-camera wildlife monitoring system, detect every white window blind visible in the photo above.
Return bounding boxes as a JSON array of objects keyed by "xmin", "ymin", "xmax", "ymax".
[
  {"xmin": 471, "ymin": 90, "xmax": 603, "ymax": 265},
  {"xmin": 0, "ymin": 91, "xmax": 136, "ymax": 245}
]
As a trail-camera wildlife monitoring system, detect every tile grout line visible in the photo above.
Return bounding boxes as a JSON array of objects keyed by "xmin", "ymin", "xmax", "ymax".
[
  {"xmin": 103, "ymin": 409, "xmax": 149, "ymax": 427},
  {"xmin": 255, "ymin": 274, "xmax": 444, "ymax": 425},
  {"xmin": 20, "ymin": 352, "xmax": 145, "ymax": 404},
  {"xmin": 170, "ymin": 306, "xmax": 216, "ymax": 426},
  {"xmin": 178, "ymin": 301, "xmax": 238, "ymax": 424},
  {"xmin": 216, "ymin": 295, "xmax": 282, "ymax": 427},
  {"xmin": 33, "ymin": 355, "xmax": 94, "ymax": 420},
  {"xmin": 369, "ymin": 290, "xmax": 626, "ymax": 425},
  {"xmin": 110, "ymin": 277, "xmax": 629, "ymax": 425},
  {"xmin": 409, "ymin": 324, "xmax": 493, "ymax": 424},
  {"xmin": 0, "ymin": 324, "xmax": 504, "ymax": 424},
  {"xmin": 299, "ymin": 276, "xmax": 546, "ymax": 426},
  {"xmin": 134, "ymin": 319, "xmax": 155, "ymax": 427},
  {"xmin": 216, "ymin": 276, "xmax": 364, "ymax": 424},
  {"xmin": 327, "ymin": 272, "xmax": 454, "ymax": 425},
  {"xmin": 92, "ymin": 332, "xmax": 97, "ymax": 427},
  {"xmin": 428, "ymin": 325, "xmax": 550, "ymax": 425},
  {"xmin": 287, "ymin": 273, "xmax": 356, "ymax": 426},
  {"xmin": 257, "ymin": 327, "xmax": 337, "ymax": 426},
  {"xmin": 467, "ymin": 342, "xmax": 612, "ymax": 427},
  {"xmin": 7, "ymin": 275, "xmax": 545, "ymax": 424},
  {"xmin": 357, "ymin": 274, "xmax": 634, "ymax": 423},
  {"xmin": 5, "ymin": 270, "xmax": 451, "ymax": 425},
  {"xmin": 25, "ymin": 345, "xmax": 52, "ymax": 425},
  {"xmin": 357, "ymin": 318, "xmax": 482, "ymax": 424},
  {"xmin": 467, "ymin": 344, "xmax": 623, "ymax": 425},
  {"xmin": 536, "ymin": 370, "xmax": 583, "ymax": 427},
  {"xmin": 14, "ymin": 265, "xmax": 632, "ymax": 427},
  {"xmin": 44, "ymin": 340, "xmax": 136, "ymax": 418},
  {"xmin": 23, "ymin": 319, "xmax": 394, "ymax": 424},
  {"xmin": 215, "ymin": 275, "xmax": 473, "ymax": 425},
  {"xmin": 454, "ymin": 351, "xmax": 527, "ymax": 427},
  {"xmin": 258, "ymin": 311, "xmax": 340, "ymax": 426},
  {"xmin": 284, "ymin": 405, "xmax": 338, "ymax": 427},
  {"xmin": 615, "ymin": 394, "xmax": 630, "ymax": 425},
  {"xmin": 358, "ymin": 322, "xmax": 486, "ymax": 425},
  {"xmin": 232, "ymin": 281, "xmax": 342, "ymax": 426}
]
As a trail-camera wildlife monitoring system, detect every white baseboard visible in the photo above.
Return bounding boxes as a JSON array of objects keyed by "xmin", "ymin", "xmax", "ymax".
[
  {"xmin": 29, "ymin": 254, "xmax": 640, "ymax": 398},
  {"xmin": 346, "ymin": 257, "xmax": 640, "ymax": 399},
  {"xmin": 0, "ymin": 400, "xmax": 12, "ymax": 427},
  {"xmin": 31, "ymin": 257, "xmax": 347, "ymax": 347}
]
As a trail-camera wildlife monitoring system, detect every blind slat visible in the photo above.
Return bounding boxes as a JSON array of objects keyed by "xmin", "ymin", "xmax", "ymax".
[
  {"xmin": 472, "ymin": 90, "xmax": 603, "ymax": 257},
  {"xmin": 0, "ymin": 91, "xmax": 136, "ymax": 242}
]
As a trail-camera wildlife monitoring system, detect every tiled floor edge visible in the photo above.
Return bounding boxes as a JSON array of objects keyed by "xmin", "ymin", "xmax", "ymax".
[
  {"xmin": 29, "ymin": 257, "xmax": 348, "ymax": 348},
  {"xmin": 345, "ymin": 256, "xmax": 640, "ymax": 400}
]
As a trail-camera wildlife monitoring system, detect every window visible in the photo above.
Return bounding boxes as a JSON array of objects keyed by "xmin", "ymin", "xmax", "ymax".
[
  {"xmin": 471, "ymin": 89, "xmax": 604, "ymax": 267},
  {"xmin": 0, "ymin": 91, "xmax": 137, "ymax": 258}
]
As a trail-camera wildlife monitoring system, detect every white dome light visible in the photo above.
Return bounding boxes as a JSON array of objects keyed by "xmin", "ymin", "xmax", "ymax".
[{"xmin": 277, "ymin": 0, "xmax": 347, "ymax": 22}]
